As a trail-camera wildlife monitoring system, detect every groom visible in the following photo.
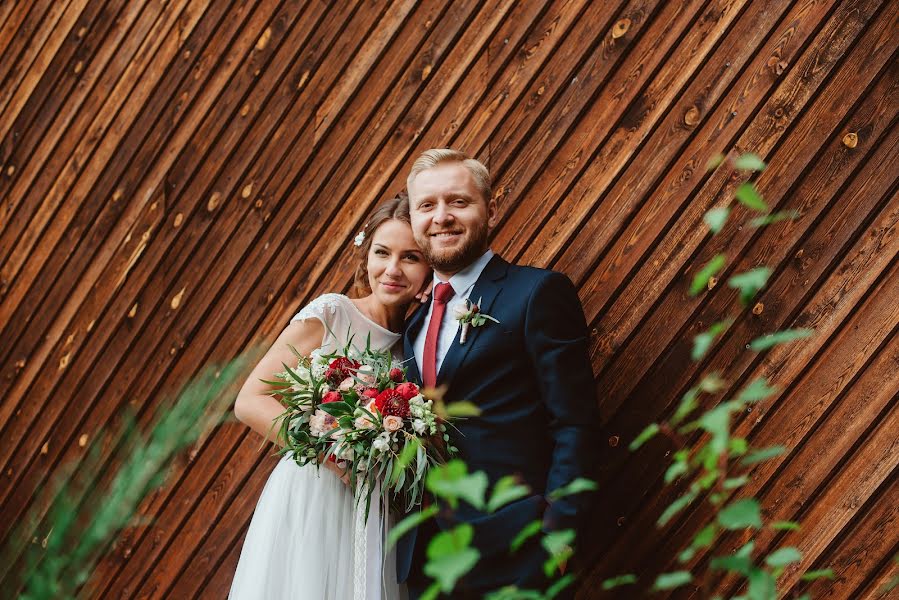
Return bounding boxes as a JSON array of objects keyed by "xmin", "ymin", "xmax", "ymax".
[{"xmin": 398, "ymin": 148, "xmax": 601, "ymax": 597}]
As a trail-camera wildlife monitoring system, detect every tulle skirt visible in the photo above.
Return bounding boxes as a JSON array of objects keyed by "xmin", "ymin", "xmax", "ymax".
[{"xmin": 229, "ymin": 454, "xmax": 403, "ymax": 600}]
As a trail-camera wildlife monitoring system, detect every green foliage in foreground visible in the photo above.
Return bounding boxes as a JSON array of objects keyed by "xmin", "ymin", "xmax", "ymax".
[{"xmin": 5, "ymin": 357, "xmax": 250, "ymax": 600}]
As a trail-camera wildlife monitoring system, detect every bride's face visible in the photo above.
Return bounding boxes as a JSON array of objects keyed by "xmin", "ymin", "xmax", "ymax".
[{"xmin": 367, "ymin": 219, "xmax": 430, "ymax": 306}]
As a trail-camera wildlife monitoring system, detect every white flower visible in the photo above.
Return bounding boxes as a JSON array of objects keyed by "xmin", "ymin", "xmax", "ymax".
[
  {"xmin": 353, "ymin": 230, "xmax": 366, "ymax": 246},
  {"xmin": 412, "ymin": 419, "xmax": 426, "ymax": 435},
  {"xmin": 357, "ymin": 364, "xmax": 377, "ymax": 386},
  {"xmin": 373, "ymin": 433, "xmax": 391, "ymax": 453},
  {"xmin": 452, "ymin": 302, "xmax": 470, "ymax": 319},
  {"xmin": 338, "ymin": 376, "xmax": 355, "ymax": 391},
  {"xmin": 383, "ymin": 415, "xmax": 403, "ymax": 432}
]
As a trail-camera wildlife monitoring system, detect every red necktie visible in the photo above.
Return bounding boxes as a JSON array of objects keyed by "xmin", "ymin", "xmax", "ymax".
[{"xmin": 422, "ymin": 282, "xmax": 455, "ymax": 388}]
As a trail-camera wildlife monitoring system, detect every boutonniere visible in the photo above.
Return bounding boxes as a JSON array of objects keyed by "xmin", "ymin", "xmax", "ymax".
[{"xmin": 453, "ymin": 297, "xmax": 499, "ymax": 345}]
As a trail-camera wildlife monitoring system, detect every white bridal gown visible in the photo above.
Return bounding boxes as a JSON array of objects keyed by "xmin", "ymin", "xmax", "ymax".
[{"xmin": 229, "ymin": 294, "xmax": 404, "ymax": 600}]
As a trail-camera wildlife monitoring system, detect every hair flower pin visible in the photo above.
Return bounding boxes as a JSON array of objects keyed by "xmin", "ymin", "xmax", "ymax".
[
  {"xmin": 353, "ymin": 229, "xmax": 366, "ymax": 247},
  {"xmin": 453, "ymin": 297, "xmax": 499, "ymax": 345}
]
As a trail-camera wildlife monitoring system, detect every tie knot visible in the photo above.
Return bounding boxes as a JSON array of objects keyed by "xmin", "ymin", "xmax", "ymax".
[{"xmin": 433, "ymin": 282, "xmax": 455, "ymax": 304}]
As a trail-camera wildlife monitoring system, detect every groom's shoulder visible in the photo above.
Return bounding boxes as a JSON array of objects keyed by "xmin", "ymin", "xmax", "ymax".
[{"xmin": 504, "ymin": 262, "xmax": 574, "ymax": 289}]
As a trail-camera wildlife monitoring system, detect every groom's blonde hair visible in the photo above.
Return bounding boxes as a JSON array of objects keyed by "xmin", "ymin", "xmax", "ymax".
[{"xmin": 407, "ymin": 149, "xmax": 492, "ymax": 203}]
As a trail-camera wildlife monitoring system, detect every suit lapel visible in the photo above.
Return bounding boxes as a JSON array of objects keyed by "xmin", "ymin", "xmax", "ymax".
[
  {"xmin": 437, "ymin": 255, "xmax": 508, "ymax": 387},
  {"xmin": 403, "ymin": 300, "xmax": 429, "ymax": 384}
]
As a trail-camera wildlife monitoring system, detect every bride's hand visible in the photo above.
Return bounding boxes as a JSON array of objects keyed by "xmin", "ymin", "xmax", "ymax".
[
  {"xmin": 324, "ymin": 458, "xmax": 351, "ymax": 485},
  {"xmin": 416, "ymin": 280, "xmax": 434, "ymax": 303}
]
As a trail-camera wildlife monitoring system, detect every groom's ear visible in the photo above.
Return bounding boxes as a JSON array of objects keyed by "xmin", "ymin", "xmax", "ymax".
[{"xmin": 487, "ymin": 196, "xmax": 498, "ymax": 228}]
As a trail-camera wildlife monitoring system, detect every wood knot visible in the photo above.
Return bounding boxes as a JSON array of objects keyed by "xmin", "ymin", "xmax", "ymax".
[
  {"xmin": 612, "ymin": 18, "xmax": 631, "ymax": 39},
  {"xmin": 842, "ymin": 132, "xmax": 858, "ymax": 148},
  {"xmin": 684, "ymin": 106, "xmax": 700, "ymax": 127},
  {"xmin": 752, "ymin": 302, "xmax": 764, "ymax": 315},
  {"xmin": 608, "ymin": 435, "xmax": 619, "ymax": 447}
]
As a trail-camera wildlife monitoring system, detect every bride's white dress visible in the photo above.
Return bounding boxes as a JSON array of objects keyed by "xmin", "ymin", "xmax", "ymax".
[{"xmin": 229, "ymin": 294, "xmax": 404, "ymax": 600}]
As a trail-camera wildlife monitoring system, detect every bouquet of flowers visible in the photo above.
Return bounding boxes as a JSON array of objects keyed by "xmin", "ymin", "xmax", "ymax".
[{"xmin": 268, "ymin": 336, "xmax": 452, "ymax": 519}]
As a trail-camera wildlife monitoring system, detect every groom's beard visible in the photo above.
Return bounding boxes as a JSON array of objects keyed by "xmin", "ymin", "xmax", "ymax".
[{"xmin": 418, "ymin": 221, "xmax": 489, "ymax": 274}]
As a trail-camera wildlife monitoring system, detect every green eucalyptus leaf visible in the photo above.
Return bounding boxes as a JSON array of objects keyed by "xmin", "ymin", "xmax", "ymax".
[
  {"xmin": 735, "ymin": 182, "xmax": 769, "ymax": 212},
  {"xmin": 689, "ymin": 254, "xmax": 727, "ymax": 296},
  {"xmin": 749, "ymin": 328, "xmax": 814, "ymax": 351},
  {"xmin": 673, "ymin": 388, "xmax": 699, "ymax": 426},
  {"xmin": 658, "ymin": 491, "xmax": 697, "ymax": 527},
  {"xmin": 718, "ymin": 498, "xmax": 762, "ymax": 530}
]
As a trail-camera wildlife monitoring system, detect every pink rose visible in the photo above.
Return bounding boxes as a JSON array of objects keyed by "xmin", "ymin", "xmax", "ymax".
[{"xmin": 383, "ymin": 415, "xmax": 403, "ymax": 432}]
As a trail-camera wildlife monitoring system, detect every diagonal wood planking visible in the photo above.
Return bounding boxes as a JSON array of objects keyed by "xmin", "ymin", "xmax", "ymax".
[{"xmin": 0, "ymin": 1, "xmax": 895, "ymax": 597}]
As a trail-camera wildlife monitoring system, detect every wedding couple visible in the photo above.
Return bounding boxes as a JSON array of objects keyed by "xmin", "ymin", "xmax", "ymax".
[{"xmin": 230, "ymin": 149, "xmax": 600, "ymax": 599}]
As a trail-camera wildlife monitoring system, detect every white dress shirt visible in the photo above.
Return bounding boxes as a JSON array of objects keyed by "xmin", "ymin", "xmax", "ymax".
[{"xmin": 413, "ymin": 249, "xmax": 495, "ymax": 376}]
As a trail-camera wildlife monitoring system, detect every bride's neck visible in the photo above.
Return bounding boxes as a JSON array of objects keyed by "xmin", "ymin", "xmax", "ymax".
[{"xmin": 354, "ymin": 294, "xmax": 405, "ymax": 333}]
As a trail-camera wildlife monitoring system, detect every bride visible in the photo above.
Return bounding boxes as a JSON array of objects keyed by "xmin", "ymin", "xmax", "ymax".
[{"xmin": 229, "ymin": 194, "xmax": 430, "ymax": 599}]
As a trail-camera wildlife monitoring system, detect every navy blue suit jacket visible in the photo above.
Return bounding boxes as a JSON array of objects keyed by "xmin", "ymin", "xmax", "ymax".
[{"xmin": 396, "ymin": 254, "xmax": 601, "ymax": 587}]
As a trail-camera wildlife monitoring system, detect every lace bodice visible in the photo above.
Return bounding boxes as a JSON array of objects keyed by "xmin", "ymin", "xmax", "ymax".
[{"xmin": 291, "ymin": 293, "xmax": 401, "ymax": 355}]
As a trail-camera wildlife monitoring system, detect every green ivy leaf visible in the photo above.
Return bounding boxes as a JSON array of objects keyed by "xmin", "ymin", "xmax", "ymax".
[
  {"xmin": 546, "ymin": 574, "xmax": 576, "ymax": 599},
  {"xmin": 734, "ymin": 153, "xmax": 767, "ymax": 171},
  {"xmin": 765, "ymin": 547, "xmax": 802, "ymax": 567},
  {"xmin": 728, "ymin": 267, "xmax": 771, "ymax": 305},
  {"xmin": 710, "ymin": 553, "xmax": 753, "ymax": 576},
  {"xmin": 601, "ymin": 574, "xmax": 637, "ymax": 590},
  {"xmin": 718, "ymin": 498, "xmax": 762, "ymax": 530},
  {"xmin": 547, "ymin": 478, "xmax": 598, "ymax": 501},
  {"xmin": 739, "ymin": 445, "xmax": 787, "ymax": 466},
  {"xmin": 771, "ymin": 520, "xmax": 801, "ymax": 531},
  {"xmin": 735, "ymin": 182, "xmax": 769, "ymax": 212},
  {"xmin": 723, "ymin": 475, "xmax": 749, "ymax": 490},
  {"xmin": 629, "ymin": 423, "xmax": 659, "ymax": 450},
  {"xmin": 748, "ymin": 567, "xmax": 776, "ymax": 600},
  {"xmin": 750, "ymin": 209, "xmax": 800, "ymax": 227},
  {"xmin": 652, "ymin": 571, "xmax": 693, "ymax": 591},
  {"xmin": 510, "ymin": 520, "xmax": 542, "ymax": 553},
  {"xmin": 664, "ymin": 457, "xmax": 689, "ymax": 483},
  {"xmin": 800, "ymin": 568, "xmax": 835, "ymax": 581},
  {"xmin": 672, "ymin": 388, "xmax": 699, "ymax": 426},
  {"xmin": 426, "ymin": 460, "xmax": 488, "ymax": 510},
  {"xmin": 692, "ymin": 320, "xmax": 732, "ymax": 360},
  {"xmin": 699, "ymin": 372, "xmax": 728, "ymax": 393},
  {"xmin": 704, "ymin": 206, "xmax": 730, "ymax": 234},
  {"xmin": 736, "ymin": 378, "xmax": 779, "ymax": 404},
  {"xmin": 424, "ymin": 524, "xmax": 480, "ymax": 592},
  {"xmin": 542, "ymin": 529, "xmax": 576, "ymax": 577},
  {"xmin": 487, "ymin": 476, "xmax": 531, "ymax": 513},
  {"xmin": 749, "ymin": 328, "xmax": 814, "ymax": 351},
  {"xmin": 699, "ymin": 403, "xmax": 732, "ymax": 455},
  {"xmin": 689, "ymin": 254, "xmax": 727, "ymax": 296}
]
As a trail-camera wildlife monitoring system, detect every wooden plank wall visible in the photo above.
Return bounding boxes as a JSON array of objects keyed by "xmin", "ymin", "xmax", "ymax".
[{"xmin": 1, "ymin": 0, "xmax": 896, "ymax": 597}]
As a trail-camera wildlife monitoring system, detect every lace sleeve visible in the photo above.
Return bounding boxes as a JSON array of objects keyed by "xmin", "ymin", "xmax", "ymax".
[{"xmin": 290, "ymin": 293, "xmax": 346, "ymax": 349}]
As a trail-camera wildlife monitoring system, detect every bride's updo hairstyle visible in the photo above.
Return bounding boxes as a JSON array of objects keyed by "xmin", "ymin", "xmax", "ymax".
[{"xmin": 353, "ymin": 192, "xmax": 412, "ymax": 296}]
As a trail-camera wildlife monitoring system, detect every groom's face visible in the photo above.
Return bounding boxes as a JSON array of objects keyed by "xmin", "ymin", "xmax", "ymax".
[{"xmin": 408, "ymin": 162, "xmax": 497, "ymax": 276}]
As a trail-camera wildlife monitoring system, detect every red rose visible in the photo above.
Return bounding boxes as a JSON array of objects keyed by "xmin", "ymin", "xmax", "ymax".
[
  {"xmin": 362, "ymin": 388, "xmax": 379, "ymax": 400},
  {"xmin": 389, "ymin": 367, "xmax": 404, "ymax": 383},
  {"xmin": 321, "ymin": 390, "xmax": 341, "ymax": 404},
  {"xmin": 394, "ymin": 382, "xmax": 419, "ymax": 401}
]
